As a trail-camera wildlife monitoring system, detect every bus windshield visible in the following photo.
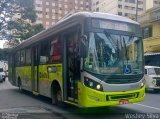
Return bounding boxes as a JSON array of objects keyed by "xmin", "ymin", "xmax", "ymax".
[
  {"xmin": 84, "ymin": 32, "xmax": 143, "ymax": 75},
  {"xmin": 148, "ymin": 68, "xmax": 160, "ymax": 75}
]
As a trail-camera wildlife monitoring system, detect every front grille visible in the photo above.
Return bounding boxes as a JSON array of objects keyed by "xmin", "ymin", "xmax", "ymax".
[
  {"xmin": 105, "ymin": 78, "xmax": 140, "ymax": 84},
  {"xmin": 102, "ymin": 74, "xmax": 143, "ymax": 84},
  {"xmin": 156, "ymin": 79, "xmax": 160, "ymax": 86},
  {"xmin": 106, "ymin": 93, "xmax": 138, "ymax": 101}
]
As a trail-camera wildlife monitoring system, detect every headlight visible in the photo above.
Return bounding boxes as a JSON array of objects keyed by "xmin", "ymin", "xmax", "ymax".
[
  {"xmin": 84, "ymin": 77, "xmax": 103, "ymax": 91},
  {"xmin": 152, "ymin": 80, "xmax": 156, "ymax": 85},
  {"xmin": 141, "ymin": 82, "xmax": 144, "ymax": 87}
]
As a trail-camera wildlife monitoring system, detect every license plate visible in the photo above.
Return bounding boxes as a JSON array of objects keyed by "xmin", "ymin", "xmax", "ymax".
[{"xmin": 119, "ymin": 100, "xmax": 128, "ymax": 105}]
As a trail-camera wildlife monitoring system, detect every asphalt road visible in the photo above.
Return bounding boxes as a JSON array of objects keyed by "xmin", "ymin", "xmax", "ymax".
[{"xmin": 0, "ymin": 79, "xmax": 160, "ymax": 119}]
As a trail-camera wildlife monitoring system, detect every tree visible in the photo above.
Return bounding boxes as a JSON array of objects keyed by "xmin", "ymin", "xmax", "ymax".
[
  {"xmin": 0, "ymin": 0, "xmax": 44, "ymax": 47},
  {"xmin": 0, "ymin": 48, "xmax": 10, "ymax": 61}
]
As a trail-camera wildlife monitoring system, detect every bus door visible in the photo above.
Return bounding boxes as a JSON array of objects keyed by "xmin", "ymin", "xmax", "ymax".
[
  {"xmin": 9, "ymin": 54, "xmax": 16, "ymax": 85},
  {"xmin": 32, "ymin": 46, "xmax": 39, "ymax": 92},
  {"xmin": 65, "ymin": 31, "xmax": 80, "ymax": 103}
]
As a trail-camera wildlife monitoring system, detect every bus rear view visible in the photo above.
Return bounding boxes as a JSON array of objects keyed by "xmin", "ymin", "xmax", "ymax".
[{"xmin": 78, "ymin": 12, "xmax": 145, "ymax": 107}]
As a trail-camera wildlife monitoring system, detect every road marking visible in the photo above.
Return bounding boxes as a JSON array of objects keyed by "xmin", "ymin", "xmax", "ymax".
[{"xmin": 134, "ymin": 103, "xmax": 160, "ymax": 111}]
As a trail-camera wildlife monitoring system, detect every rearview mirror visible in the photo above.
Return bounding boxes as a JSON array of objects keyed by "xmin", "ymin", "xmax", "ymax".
[{"xmin": 80, "ymin": 35, "xmax": 88, "ymax": 58}]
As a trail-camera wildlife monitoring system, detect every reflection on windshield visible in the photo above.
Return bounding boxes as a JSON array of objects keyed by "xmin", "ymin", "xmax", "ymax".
[
  {"xmin": 84, "ymin": 32, "xmax": 143, "ymax": 75},
  {"xmin": 148, "ymin": 68, "xmax": 160, "ymax": 75}
]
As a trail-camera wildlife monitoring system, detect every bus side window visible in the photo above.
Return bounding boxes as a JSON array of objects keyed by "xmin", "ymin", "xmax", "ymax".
[
  {"xmin": 20, "ymin": 50, "xmax": 25, "ymax": 65},
  {"xmin": 26, "ymin": 48, "xmax": 31, "ymax": 65},
  {"xmin": 16, "ymin": 51, "xmax": 20, "ymax": 66},
  {"xmin": 49, "ymin": 37, "xmax": 62, "ymax": 63},
  {"xmin": 40, "ymin": 41, "xmax": 49, "ymax": 64}
]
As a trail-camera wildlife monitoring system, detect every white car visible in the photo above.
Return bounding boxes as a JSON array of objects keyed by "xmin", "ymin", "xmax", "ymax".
[
  {"xmin": 145, "ymin": 66, "xmax": 160, "ymax": 92},
  {"xmin": 0, "ymin": 68, "xmax": 6, "ymax": 81}
]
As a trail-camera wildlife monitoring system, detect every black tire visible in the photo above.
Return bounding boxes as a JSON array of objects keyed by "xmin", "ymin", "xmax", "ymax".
[
  {"xmin": 56, "ymin": 89, "xmax": 62, "ymax": 104},
  {"xmin": 52, "ymin": 85, "xmax": 63, "ymax": 106}
]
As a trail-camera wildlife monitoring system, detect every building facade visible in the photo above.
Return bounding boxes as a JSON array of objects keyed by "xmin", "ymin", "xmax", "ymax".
[
  {"xmin": 34, "ymin": 0, "xmax": 91, "ymax": 29},
  {"xmin": 145, "ymin": 0, "xmax": 160, "ymax": 10},
  {"xmin": 138, "ymin": 6, "xmax": 160, "ymax": 53},
  {"xmin": 92, "ymin": 0, "xmax": 145, "ymax": 20}
]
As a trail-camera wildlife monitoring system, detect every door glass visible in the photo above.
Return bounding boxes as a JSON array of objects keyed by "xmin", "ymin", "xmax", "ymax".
[{"xmin": 67, "ymin": 31, "xmax": 80, "ymax": 101}]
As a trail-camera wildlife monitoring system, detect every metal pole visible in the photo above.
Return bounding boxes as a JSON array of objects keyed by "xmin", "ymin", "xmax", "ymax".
[{"xmin": 136, "ymin": 0, "xmax": 138, "ymax": 21}]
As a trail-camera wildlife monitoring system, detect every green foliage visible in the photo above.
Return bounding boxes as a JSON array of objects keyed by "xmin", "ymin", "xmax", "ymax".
[
  {"xmin": 0, "ymin": 48, "xmax": 11, "ymax": 61},
  {"xmin": 0, "ymin": 0, "xmax": 44, "ymax": 47}
]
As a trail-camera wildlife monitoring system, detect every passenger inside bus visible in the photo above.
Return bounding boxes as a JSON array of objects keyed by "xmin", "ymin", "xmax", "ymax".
[{"xmin": 50, "ymin": 38, "xmax": 62, "ymax": 63}]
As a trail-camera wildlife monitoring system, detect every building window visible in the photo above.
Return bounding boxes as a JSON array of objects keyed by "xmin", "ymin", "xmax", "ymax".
[
  {"xmin": 96, "ymin": 7, "xmax": 99, "ymax": 12},
  {"xmin": 65, "ymin": 4, "xmax": 68, "ymax": 8},
  {"xmin": 118, "ymin": 5, "xmax": 122, "ymax": 9},
  {"xmin": 142, "ymin": 26, "xmax": 152, "ymax": 39},
  {"xmin": 52, "ymin": 3, "xmax": 55, "ymax": 6},
  {"xmin": 118, "ymin": 12, "xmax": 122, "ymax": 16},
  {"xmin": 75, "ymin": 0, "xmax": 78, "ymax": 4},
  {"xmin": 96, "ymin": 1, "xmax": 99, "ymax": 5},
  {"xmin": 59, "ymin": 4, "xmax": 62, "ymax": 7},
  {"xmin": 138, "ymin": 1, "xmax": 143, "ymax": 4},
  {"xmin": 125, "ymin": 6, "xmax": 128, "ymax": 9},
  {"xmin": 138, "ymin": 8, "xmax": 143, "ymax": 11},
  {"xmin": 129, "ymin": 0, "xmax": 135, "ymax": 3},
  {"xmin": 125, "ymin": 13, "xmax": 128, "ymax": 16},
  {"xmin": 46, "ymin": 2, "xmax": 49, "ymax": 5},
  {"xmin": 36, "ymin": 4, "xmax": 42, "ymax": 7}
]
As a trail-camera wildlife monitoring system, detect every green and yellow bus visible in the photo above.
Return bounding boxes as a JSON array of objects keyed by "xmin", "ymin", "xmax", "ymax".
[{"xmin": 9, "ymin": 12, "xmax": 145, "ymax": 107}]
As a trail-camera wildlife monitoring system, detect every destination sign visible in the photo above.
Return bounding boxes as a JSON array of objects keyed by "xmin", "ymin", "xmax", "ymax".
[{"xmin": 92, "ymin": 19, "xmax": 139, "ymax": 33}]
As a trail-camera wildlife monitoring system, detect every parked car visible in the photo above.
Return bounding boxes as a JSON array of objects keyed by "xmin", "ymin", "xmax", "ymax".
[
  {"xmin": 0, "ymin": 68, "xmax": 6, "ymax": 81},
  {"xmin": 145, "ymin": 66, "xmax": 160, "ymax": 92}
]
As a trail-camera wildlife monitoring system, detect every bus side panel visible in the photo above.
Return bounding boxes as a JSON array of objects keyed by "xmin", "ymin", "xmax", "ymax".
[
  {"xmin": 16, "ymin": 66, "xmax": 32, "ymax": 91},
  {"xmin": 38, "ymin": 64, "xmax": 63, "ymax": 98}
]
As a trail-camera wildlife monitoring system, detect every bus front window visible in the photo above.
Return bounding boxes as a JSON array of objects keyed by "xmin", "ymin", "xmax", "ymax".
[{"xmin": 84, "ymin": 32, "xmax": 143, "ymax": 75}]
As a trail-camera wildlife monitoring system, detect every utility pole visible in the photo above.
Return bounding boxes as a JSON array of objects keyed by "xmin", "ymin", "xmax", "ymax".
[{"xmin": 136, "ymin": 0, "xmax": 138, "ymax": 21}]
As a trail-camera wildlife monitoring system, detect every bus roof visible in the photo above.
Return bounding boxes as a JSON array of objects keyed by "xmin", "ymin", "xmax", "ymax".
[
  {"xmin": 145, "ymin": 52, "xmax": 160, "ymax": 56},
  {"xmin": 13, "ymin": 12, "xmax": 139, "ymax": 52},
  {"xmin": 57, "ymin": 12, "xmax": 139, "ymax": 25},
  {"xmin": 145, "ymin": 66, "xmax": 160, "ymax": 69}
]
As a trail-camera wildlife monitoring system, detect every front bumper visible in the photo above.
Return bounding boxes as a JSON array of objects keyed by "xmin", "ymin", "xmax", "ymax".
[{"xmin": 78, "ymin": 82, "xmax": 145, "ymax": 108}]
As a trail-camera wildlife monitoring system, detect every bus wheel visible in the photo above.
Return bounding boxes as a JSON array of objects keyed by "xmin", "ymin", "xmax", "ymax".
[
  {"xmin": 52, "ymin": 85, "xmax": 63, "ymax": 106},
  {"xmin": 56, "ymin": 89, "xmax": 62, "ymax": 103},
  {"xmin": 56, "ymin": 88, "xmax": 64, "ymax": 107}
]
